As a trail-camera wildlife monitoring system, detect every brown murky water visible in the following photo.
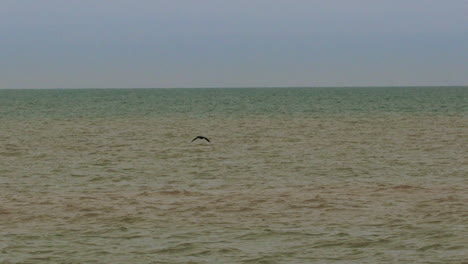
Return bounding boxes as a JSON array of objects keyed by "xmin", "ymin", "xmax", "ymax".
[
  {"xmin": 0, "ymin": 88, "xmax": 467, "ymax": 263},
  {"xmin": 1, "ymin": 114, "xmax": 466, "ymax": 263}
]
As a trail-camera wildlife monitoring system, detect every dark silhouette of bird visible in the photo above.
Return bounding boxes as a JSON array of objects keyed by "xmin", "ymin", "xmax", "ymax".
[{"xmin": 191, "ymin": 136, "xmax": 211, "ymax": 143}]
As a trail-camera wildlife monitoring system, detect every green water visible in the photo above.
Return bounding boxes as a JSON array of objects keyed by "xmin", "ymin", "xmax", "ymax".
[{"xmin": 1, "ymin": 87, "xmax": 466, "ymax": 119}]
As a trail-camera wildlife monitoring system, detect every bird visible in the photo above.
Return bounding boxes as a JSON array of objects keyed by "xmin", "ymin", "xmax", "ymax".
[{"xmin": 191, "ymin": 136, "xmax": 211, "ymax": 143}]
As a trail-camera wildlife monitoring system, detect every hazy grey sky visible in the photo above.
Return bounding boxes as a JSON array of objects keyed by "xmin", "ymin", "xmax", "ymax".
[{"xmin": 1, "ymin": 0, "xmax": 467, "ymax": 88}]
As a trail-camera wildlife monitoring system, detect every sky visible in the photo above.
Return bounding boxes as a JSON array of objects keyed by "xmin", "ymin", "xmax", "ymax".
[{"xmin": 1, "ymin": 0, "xmax": 467, "ymax": 88}]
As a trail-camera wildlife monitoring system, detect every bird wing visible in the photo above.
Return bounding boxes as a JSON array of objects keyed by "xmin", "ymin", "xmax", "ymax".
[
  {"xmin": 191, "ymin": 137, "xmax": 198, "ymax": 142},
  {"xmin": 204, "ymin": 137, "xmax": 211, "ymax": 142}
]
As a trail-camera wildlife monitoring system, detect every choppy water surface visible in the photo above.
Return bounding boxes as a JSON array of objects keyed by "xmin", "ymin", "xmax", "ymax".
[{"xmin": 0, "ymin": 87, "xmax": 467, "ymax": 263}]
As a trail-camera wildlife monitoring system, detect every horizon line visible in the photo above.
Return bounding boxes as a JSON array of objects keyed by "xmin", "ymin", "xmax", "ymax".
[{"xmin": 0, "ymin": 85, "xmax": 466, "ymax": 90}]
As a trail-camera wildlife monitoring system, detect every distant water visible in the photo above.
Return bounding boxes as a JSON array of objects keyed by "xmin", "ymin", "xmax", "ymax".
[{"xmin": 0, "ymin": 87, "xmax": 467, "ymax": 263}]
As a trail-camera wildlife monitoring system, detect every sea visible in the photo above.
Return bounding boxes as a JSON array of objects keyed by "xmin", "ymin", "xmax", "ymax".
[{"xmin": 0, "ymin": 87, "xmax": 466, "ymax": 264}]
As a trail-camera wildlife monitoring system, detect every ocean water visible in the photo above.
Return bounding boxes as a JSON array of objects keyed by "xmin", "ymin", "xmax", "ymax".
[{"xmin": 0, "ymin": 87, "xmax": 466, "ymax": 263}]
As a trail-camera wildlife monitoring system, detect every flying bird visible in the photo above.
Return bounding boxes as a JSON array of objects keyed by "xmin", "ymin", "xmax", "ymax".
[{"xmin": 191, "ymin": 136, "xmax": 211, "ymax": 143}]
